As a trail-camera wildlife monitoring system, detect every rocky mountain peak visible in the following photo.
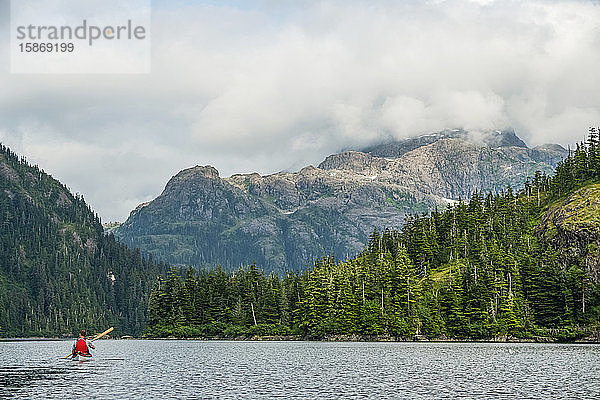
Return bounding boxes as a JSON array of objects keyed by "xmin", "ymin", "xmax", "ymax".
[
  {"xmin": 185, "ymin": 165, "xmax": 220, "ymax": 179},
  {"xmin": 116, "ymin": 128, "xmax": 568, "ymax": 273},
  {"xmin": 299, "ymin": 165, "xmax": 319, "ymax": 175},
  {"xmin": 163, "ymin": 165, "xmax": 220, "ymax": 191},
  {"xmin": 474, "ymin": 128, "xmax": 527, "ymax": 148},
  {"xmin": 318, "ymin": 151, "xmax": 384, "ymax": 171},
  {"xmin": 534, "ymin": 143, "xmax": 568, "ymax": 153},
  {"xmin": 363, "ymin": 128, "xmax": 529, "ymax": 159}
]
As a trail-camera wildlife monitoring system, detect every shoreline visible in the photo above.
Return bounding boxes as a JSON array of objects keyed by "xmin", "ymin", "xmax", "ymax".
[
  {"xmin": 3, "ymin": 334, "xmax": 600, "ymax": 344},
  {"xmin": 143, "ymin": 335, "xmax": 600, "ymax": 344}
]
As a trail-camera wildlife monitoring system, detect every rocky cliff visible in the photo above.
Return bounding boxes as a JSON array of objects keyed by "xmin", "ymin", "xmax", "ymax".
[
  {"xmin": 115, "ymin": 129, "xmax": 567, "ymax": 273},
  {"xmin": 538, "ymin": 183, "xmax": 600, "ymax": 282}
]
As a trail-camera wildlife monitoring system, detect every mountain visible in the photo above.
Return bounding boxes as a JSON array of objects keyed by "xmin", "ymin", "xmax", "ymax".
[
  {"xmin": 0, "ymin": 144, "xmax": 166, "ymax": 337},
  {"xmin": 362, "ymin": 128, "xmax": 528, "ymax": 158},
  {"xmin": 115, "ymin": 129, "xmax": 567, "ymax": 274},
  {"xmin": 145, "ymin": 130, "xmax": 600, "ymax": 341}
]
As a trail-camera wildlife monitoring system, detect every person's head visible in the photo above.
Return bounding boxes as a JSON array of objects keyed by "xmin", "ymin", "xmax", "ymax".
[{"xmin": 79, "ymin": 330, "xmax": 86, "ymax": 338}]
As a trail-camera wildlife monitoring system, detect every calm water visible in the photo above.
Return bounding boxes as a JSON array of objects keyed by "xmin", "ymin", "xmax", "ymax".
[{"xmin": 1, "ymin": 340, "xmax": 599, "ymax": 399}]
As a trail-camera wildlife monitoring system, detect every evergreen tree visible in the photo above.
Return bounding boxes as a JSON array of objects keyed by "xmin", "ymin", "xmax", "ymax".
[{"xmin": 144, "ymin": 128, "xmax": 600, "ymax": 342}]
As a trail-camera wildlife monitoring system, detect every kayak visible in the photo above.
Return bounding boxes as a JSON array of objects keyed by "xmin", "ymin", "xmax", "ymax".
[
  {"xmin": 73, "ymin": 353, "xmax": 93, "ymax": 361},
  {"xmin": 61, "ymin": 327, "xmax": 113, "ymax": 361}
]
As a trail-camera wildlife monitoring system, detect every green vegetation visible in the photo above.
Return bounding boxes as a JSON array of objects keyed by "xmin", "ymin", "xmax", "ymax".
[
  {"xmin": 147, "ymin": 128, "xmax": 600, "ymax": 340},
  {"xmin": 0, "ymin": 144, "xmax": 166, "ymax": 337},
  {"xmin": 2, "ymin": 128, "xmax": 598, "ymax": 340}
]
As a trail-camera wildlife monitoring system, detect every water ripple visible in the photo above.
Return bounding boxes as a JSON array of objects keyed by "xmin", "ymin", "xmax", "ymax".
[{"xmin": 1, "ymin": 341, "xmax": 600, "ymax": 399}]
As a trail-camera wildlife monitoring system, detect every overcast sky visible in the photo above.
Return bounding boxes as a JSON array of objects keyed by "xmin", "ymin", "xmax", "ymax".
[{"xmin": 1, "ymin": 0, "xmax": 600, "ymax": 221}]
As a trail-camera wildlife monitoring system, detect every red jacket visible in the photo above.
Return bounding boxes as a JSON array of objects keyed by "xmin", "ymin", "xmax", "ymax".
[{"xmin": 74, "ymin": 338, "xmax": 89, "ymax": 354}]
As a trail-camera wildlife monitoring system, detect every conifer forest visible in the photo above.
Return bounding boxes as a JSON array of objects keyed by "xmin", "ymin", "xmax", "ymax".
[
  {"xmin": 146, "ymin": 129, "xmax": 600, "ymax": 341},
  {"xmin": 0, "ymin": 145, "xmax": 166, "ymax": 337}
]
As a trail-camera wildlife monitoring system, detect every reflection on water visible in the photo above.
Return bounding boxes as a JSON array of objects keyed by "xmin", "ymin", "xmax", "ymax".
[
  {"xmin": 1, "ymin": 340, "xmax": 600, "ymax": 399},
  {"xmin": 0, "ymin": 366, "xmax": 70, "ymax": 388}
]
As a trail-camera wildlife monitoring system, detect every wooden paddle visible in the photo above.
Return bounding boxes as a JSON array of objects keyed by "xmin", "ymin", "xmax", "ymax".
[
  {"xmin": 89, "ymin": 327, "xmax": 114, "ymax": 342},
  {"xmin": 61, "ymin": 327, "xmax": 114, "ymax": 359}
]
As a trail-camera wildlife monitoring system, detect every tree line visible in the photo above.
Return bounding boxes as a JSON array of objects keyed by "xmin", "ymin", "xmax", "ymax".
[{"xmin": 146, "ymin": 129, "xmax": 600, "ymax": 340}]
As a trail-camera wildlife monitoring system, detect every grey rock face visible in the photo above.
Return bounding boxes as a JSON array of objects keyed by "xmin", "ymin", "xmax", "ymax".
[
  {"xmin": 363, "ymin": 128, "xmax": 531, "ymax": 159},
  {"xmin": 115, "ymin": 129, "xmax": 567, "ymax": 274}
]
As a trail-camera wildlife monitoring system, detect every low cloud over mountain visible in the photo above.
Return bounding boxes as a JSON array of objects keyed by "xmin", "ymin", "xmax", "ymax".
[{"xmin": 0, "ymin": 0, "xmax": 597, "ymax": 220}]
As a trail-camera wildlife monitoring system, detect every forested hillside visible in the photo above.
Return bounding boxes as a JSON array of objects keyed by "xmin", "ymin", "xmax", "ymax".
[
  {"xmin": 0, "ymin": 145, "xmax": 166, "ymax": 337},
  {"xmin": 146, "ymin": 129, "xmax": 600, "ymax": 340}
]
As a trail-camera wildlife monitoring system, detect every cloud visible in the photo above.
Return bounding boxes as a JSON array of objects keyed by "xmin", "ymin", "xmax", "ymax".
[{"xmin": 1, "ymin": 0, "xmax": 600, "ymax": 220}]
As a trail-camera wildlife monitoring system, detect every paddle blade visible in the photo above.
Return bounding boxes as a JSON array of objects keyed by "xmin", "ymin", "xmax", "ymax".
[{"xmin": 91, "ymin": 327, "xmax": 114, "ymax": 342}]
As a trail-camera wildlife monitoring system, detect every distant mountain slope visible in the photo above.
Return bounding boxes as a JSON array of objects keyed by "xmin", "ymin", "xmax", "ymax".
[
  {"xmin": 362, "ymin": 128, "xmax": 528, "ymax": 158},
  {"xmin": 0, "ymin": 144, "xmax": 165, "ymax": 337},
  {"xmin": 115, "ymin": 129, "xmax": 567, "ymax": 274}
]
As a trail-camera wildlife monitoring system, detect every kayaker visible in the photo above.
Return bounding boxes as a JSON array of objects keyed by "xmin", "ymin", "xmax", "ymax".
[{"xmin": 71, "ymin": 330, "xmax": 95, "ymax": 358}]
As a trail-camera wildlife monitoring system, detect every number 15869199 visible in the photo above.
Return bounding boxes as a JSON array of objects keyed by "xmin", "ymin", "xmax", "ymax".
[{"xmin": 19, "ymin": 43, "xmax": 74, "ymax": 52}]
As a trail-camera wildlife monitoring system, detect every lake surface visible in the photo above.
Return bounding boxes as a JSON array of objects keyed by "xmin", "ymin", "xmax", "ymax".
[{"xmin": 1, "ymin": 340, "xmax": 600, "ymax": 399}]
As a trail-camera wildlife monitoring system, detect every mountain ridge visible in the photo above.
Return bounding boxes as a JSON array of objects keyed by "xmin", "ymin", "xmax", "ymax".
[
  {"xmin": 361, "ymin": 128, "xmax": 534, "ymax": 157},
  {"xmin": 115, "ymin": 129, "xmax": 568, "ymax": 273}
]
